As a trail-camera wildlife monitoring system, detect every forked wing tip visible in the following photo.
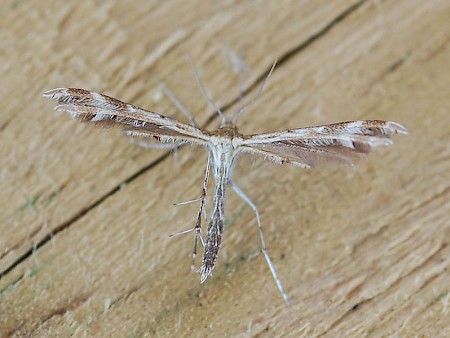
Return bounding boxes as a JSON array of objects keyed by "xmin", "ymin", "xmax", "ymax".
[
  {"xmin": 43, "ymin": 88, "xmax": 67, "ymax": 99},
  {"xmin": 199, "ymin": 265, "xmax": 213, "ymax": 283},
  {"xmin": 387, "ymin": 121, "xmax": 408, "ymax": 135}
]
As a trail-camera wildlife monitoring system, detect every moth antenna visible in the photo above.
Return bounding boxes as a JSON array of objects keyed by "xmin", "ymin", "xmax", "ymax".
[
  {"xmin": 188, "ymin": 55, "xmax": 226, "ymax": 125},
  {"xmin": 232, "ymin": 60, "xmax": 277, "ymax": 125}
]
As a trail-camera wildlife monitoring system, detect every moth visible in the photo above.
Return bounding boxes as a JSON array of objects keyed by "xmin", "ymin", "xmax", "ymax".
[{"xmin": 43, "ymin": 64, "xmax": 407, "ymax": 304}]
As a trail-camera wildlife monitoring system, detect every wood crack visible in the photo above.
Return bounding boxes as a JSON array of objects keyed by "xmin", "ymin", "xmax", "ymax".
[
  {"xmin": 0, "ymin": 153, "xmax": 170, "ymax": 281},
  {"xmin": 6, "ymin": 291, "xmax": 94, "ymax": 337},
  {"xmin": 317, "ymin": 242, "xmax": 449, "ymax": 336}
]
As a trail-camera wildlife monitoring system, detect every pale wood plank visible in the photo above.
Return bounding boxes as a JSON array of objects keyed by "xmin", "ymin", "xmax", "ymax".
[{"xmin": 1, "ymin": 0, "xmax": 449, "ymax": 337}]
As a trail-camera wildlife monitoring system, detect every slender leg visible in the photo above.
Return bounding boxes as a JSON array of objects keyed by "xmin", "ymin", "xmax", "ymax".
[
  {"xmin": 127, "ymin": 137, "xmax": 184, "ymax": 150},
  {"xmin": 187, "ymin": 152, "xmax": 210, "ymax": 271},
  {"xmin": 158, "ymin": 81, "xmax": 198, "ymax": 127},
  {"xmin": 173, "ymin": 197, "xmax": 202, "ymax": 206},
  {"xmin": 230, "ymin": 180, "xmax": 291, "ymax": 305},
  {"xmin": 127, "ymin": 137, "xmax": 182, "ymax": 165},
  {"xmin": 169, "ymin": 153, "xmax": 211, "ymax": 272},
  {"xmin": 188, "ymin": 55, "xmax": 226, "ymax": 124},
  {"xmin": 157, "ymin": 77, "xmax": 212, "ymax": 271}
]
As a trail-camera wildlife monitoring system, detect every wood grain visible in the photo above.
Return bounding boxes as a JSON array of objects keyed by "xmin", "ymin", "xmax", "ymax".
[{"xmin": 1, "ymin": 0, "xmax": 449, "ymax": 337}]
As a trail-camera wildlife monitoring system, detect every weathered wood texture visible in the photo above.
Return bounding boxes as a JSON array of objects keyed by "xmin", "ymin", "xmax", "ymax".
[{"xmin": 1, "ymin": 0, "xmax": 449, "ymax": 337}]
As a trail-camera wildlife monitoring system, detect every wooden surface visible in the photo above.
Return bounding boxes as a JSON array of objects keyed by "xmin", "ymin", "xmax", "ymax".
[{"xmin": 1, "ymin": 0, "xmax": 449, "ymax": 337}]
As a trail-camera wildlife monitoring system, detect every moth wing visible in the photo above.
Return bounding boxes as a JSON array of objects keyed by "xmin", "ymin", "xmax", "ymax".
[
  {"xmin": 44, "ymin": 88, "xmax": 210, "ymax": 146},
  {"xmin": 240, "ymin": 120, "xmax": 407, "ymax": 168}
]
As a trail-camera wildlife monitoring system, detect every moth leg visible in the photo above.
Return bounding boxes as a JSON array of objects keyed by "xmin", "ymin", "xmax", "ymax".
[
  {"xmin": 127, "ymin": 137, "xmax": 185, "ymax": 150},
  {"xmin": 230, "ymin": 180, "xmax": 291, "ymax": 305},
  {"xmin": 188, "ymin": 55, "xmax": 226, "ymax": 124},
  {"xmin": 158, "ymin": 81, "xmax": 198, "ymax": 127},
  {"xmin": 127, "ymin": 137, "xmax": 183, "ymax": 164},
  {"xmin": 190, "ymin": 152, "xmax": 211, "ymax": 271},
  {"xmin": 173, "ymin": 197, "xmax": 202, "ymax": 206},
  {"xmin": 169, "ymin": 153, "xmax": 210, "ymax": 273}
]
